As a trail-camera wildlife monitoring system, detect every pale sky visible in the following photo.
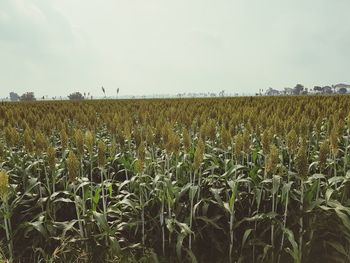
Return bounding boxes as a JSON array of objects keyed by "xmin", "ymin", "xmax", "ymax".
[{"xmin": 1, "ymin": 0, "xmax": 350, "ymax": 98}]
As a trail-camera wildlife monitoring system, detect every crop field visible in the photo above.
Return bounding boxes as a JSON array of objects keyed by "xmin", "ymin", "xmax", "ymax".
[{"xmin": 0, "ymin": 96, "xmax": 350, "ymax": 262}]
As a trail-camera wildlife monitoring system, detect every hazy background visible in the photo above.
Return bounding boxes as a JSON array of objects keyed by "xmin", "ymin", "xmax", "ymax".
[{"xmin": 1, "ymin": 0, "xmax": 350, "ymax": 98}]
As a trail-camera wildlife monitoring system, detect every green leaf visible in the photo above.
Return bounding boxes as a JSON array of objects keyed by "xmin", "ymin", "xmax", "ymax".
[
  {"xmin": 176, "ymin": 233, "xmax": 186, "ymax": 260},
  {"xmin": 189, "ymin": 185, "xmax": 198, "ymax": 200},
  {"xmin": 184, "ymin": 248, "xmax": 198, "ymax": 263},
  {"xmin": 272, "ymin": 175, "xmax": 280, "ymax": 195},
  {"xmin": 325, "ymin": 188, "xmax": 334, "ymax": 203},
  {"xmin": 53, "ymin": 197, "xmax": 74, "ymax": 204},
  {"xmin": 229, "ymin": 191, "xmax": 235, "ymax": 211},
  {"xmin": 210, "ymin": 187, "xmax": 224, "ymax": 207},
  {"xmin": 29, "ymin": 216, "xmax": 48, "ymax": 238},
  {"xmin": 196, "ymin": 215, "xmax": 223, "ymax": 230},
  {"xmin": 241, "ymin": 228, "xmax": 252, "ymax": 249},
  {"xmin": 93, "ymin": 187, "xmax": 101, "ymax": 211},
  {"xmin": 284, "ymin": 228, "xmax": 301, "ymax": 263},
  {"xmin": 93, "ymin": 211, "xmax": 109, "ymax": 232},
  {"xmin": 326, "ymin": 241, "xmax": 347, "ymax": 258}
]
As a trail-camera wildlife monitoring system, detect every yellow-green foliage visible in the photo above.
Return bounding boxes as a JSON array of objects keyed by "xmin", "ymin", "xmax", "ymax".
[
  {"xmin": 0, "ymin": 96, "xmax": 349, "ymax": 263},
  {"xmin": 0, "ymin": 170, "xmax": 9, "ymax": 201}
]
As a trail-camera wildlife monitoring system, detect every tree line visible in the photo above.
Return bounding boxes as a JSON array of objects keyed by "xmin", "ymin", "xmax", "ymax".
[
  {"xmin": 8, "ymin": 87, "xmax": 120, "ymax": 102},
  {"xmin": 9, "ymin": 92, "xmax": 90, "ymax": 102}
]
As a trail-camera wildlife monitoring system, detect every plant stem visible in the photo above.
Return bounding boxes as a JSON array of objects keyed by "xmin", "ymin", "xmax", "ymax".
[
  {"xmin": 344, "ymin": 131, "xmax": 349, "ymax": 174},
  {"xmin": 278, "ymin": 189, "xmax": 289, "ymax": 263},
  {"xmin": 229, "ymin": 204, "xmax": 235, "ymax": 263},
  {"xmin": 161, "ymin": 198, "xmax": 165, "ymax": 256},
  {"xmin": 74, "ymin": 188, "xmax": 85, "ymax": 240},
  {"xmin": 90, "ymin": 155, "xmax": 93, "ymax": 207},
  {"xmin": 140, "ymin": 188, "xmax": 145, "ymax": 247},
  {"xmin": 299, "ymin": 180, "xmax": 304, "ymax": 262},
  {"xmin": 101, "ymin": 168, "xmax": 107, "ymax": 216},
  {"xmin": 189, "ymin": 192, "xmax": 194, "ymax": 250},
  {"xmin": 4, "ymin": 201, "xmax": 13, "ymax": 261},
  {"xmin": 271, "ymin": 188, "xmax": 275, "ymax": 263}
]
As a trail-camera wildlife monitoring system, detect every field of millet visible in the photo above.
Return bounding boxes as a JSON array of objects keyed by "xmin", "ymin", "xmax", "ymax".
[{"xmin": 0, "ymin": 96, "xmax": 350, "ymax": 262}]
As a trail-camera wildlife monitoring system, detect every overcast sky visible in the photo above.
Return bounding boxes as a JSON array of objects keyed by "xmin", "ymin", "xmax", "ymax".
[{"xmin": 1, "ymin": 0, "xmax": 350, "ymax": 98}]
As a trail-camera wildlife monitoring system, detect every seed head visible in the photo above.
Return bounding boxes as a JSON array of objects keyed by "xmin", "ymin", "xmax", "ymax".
[
  {"xmin": 60, "ymin": 129, "xmax": 68, "ymax": 150},
  {"xmin": 329, "ymin": 128, "xmax": 339, "ymax": 156},
  {"xmin": 123, "ymin": 122, "xmax": 131, "ymax": 141},
  {"xmin": 24, "ymin": 128, "xmax": 34, "ymax": 153},
  {"xmin": 220, "ymin": 126, "xmax": 230, "ymax": 149},
  {"xmin": 0, "ymin": 170, "xmax": 9, "ymax": 201},
  {"xmin": 234, "ymin": 133, "xmax": 243, "ymax": 158},
  {"xmin": 4, "ymin": 126, "xmax": 19, "ymax": 147},
  {"xmin": 193, "ymin": 138, "xmax": 205, "ymax": 171},
  {"xmin": 47, "ymin": 146, "xmax": 56, "ymax": 171},
  {"xmin": 183, "ymin": 128, "xmax": 191, "ymax": 152},
  {"xmin": 299, "ymin": 116, "xmax": 309, "ymax": 137},
  {"xmin": 242, "ymin": 130, "xmax": 250, "ymax": 154},
  {"xmin": 261, "ymin": 129, "xmax": 272, "ymax": 154},
  {"xmin": 74, "ymin": 129, "xmax": 84, "ymax": 157},
  {"xmin": 207, "ymin": 120, "xmax": 216, "ymax": 141},
  {"xmin": 286, "ymin": 129, "xmax": 298, "ymax": 156},
  {"xmin": 85, "ymin": 130, "xmax": 95, "ymax": 155},
  {"xmin": 266, "ymin": 144, "xmax": 279, "ymax": 175},
  {"xmin": 137, "ymin": 142, "xmax": 146, "ymax": 173},
  {"xmin": 67, "ymin": 151, "xmax": 80, "ymax": 182},
  {"xmin": 35, "ymin": 131, "xmax": 48, "ymax": 155},
  {"xmin": 0, "ymin": 142, "xmax": 4, "ymax": 160},
  {"xmin": 171, "ymin": 133, "xmax": 180, "ymax": 155}
]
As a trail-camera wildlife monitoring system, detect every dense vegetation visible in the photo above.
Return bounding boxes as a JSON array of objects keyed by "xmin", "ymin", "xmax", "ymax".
[{"xmin": 0, "ymin": 96, "xmax": 350, "ymax": 262}]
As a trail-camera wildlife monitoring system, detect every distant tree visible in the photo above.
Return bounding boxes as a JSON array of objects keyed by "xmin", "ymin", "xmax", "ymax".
[
  {"xmin": 20, "ymin": 92, "xmax": 36, "ymax": 101},
  {"xmin": 9, "ymin": 92, "xmax": 20, "ymax": 101},
  {"xmin": 314, "ymin": 86, "xmax": 323, "ymax": 92},
  {"xmin": 322, "ymin": 86, "xmax": 333, "ymax": 94},
  {"xmin": 338, "ymin": 87, "xmax": 347, "ymax": 94},
  {"xmin": 302, "ymin": 88, "xmax": 309, "ymax": 95},
  {"xmin": 68, "ymin": 92, "xmax": 84, "ymax": 100},
  {"xmin": 293, "ymin": 84, "xmax": 304, "ymax": 95}
]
